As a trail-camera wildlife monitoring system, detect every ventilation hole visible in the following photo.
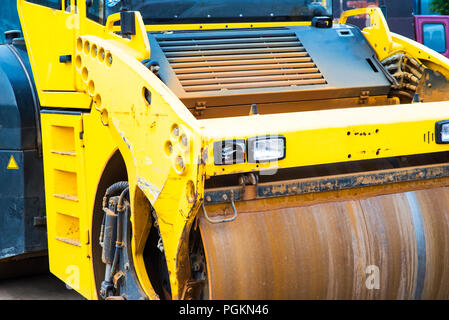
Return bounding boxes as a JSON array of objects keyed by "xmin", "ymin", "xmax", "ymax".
[
  {"xmin": 82, "ymin": 67, "xmax": 89, "ymax": 81},
  {"xmin": 105, "ymin": 53, "xmax": 113, "ymax": 67},
  {"xmin": 143, "ymin": 87, "xmax": 151, "ymax": 105},
  {"xmin": 91, "ymin": 44, "xmax": 98, "ymax": 58},
  {"xmin": 76, "ymin": 38, "xmax": 83, "ymax": 51},
  {"xmin": 83, "ymin": 41, "xmax": 90, "ymax": 55},
  {"xmin": 88, "ymin": 80, "xmax": 95, "ymax": 95},
  {"xmin": 75, "ymin": 55, "xmax": 82, "ymax": 69}
]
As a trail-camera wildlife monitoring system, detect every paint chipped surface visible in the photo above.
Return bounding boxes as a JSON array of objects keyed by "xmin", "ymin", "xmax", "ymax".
[{"xmin": 137, "ymin": 177, "xmax": 161, "ymax": 203}]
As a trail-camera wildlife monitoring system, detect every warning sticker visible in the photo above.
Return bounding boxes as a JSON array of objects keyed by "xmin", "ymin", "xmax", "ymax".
[{"xmin": 7, "ymin": 155, "xmax": 19, "ymax": 170}]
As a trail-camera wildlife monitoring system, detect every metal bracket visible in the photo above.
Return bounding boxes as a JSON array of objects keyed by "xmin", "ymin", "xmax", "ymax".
[
  {"xmin": 202, "ymin": 190, "xmax": 238, "ymax": 224},
  {"xmin": 193, "ymin": 102, "xmax": 207, "ymax": 117},
  {"xmin": 359, "ymin": 90, "xmax": 370, "ymax": 104}
]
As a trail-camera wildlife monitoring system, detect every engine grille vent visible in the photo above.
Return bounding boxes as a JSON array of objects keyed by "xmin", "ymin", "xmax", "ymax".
[{"xmin": 156, "ymin": 32, "xmax": 327, "ymax": 93}]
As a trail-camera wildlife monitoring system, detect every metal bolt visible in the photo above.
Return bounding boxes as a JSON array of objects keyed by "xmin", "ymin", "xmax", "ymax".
[{"xmin": 222, "ymin": 194, "xmax": 228, "ymax": 201}]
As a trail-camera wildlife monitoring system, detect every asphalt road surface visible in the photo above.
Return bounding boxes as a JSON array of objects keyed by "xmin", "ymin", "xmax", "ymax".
[{"xmin": 0, "ymin": 273, "xmax": 85, "ymax": 300}]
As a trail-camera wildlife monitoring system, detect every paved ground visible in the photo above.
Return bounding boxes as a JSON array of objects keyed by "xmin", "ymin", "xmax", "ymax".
[{"xmin": 0, "ymin": 273, "xmax": 85, "ymax": 300}]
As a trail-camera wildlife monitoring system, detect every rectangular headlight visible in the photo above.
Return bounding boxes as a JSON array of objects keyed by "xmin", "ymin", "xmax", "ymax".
[
  {"xmin": 214, "ymin": 140, "xmax": 246, "ymax": 165},
  {"xmin": 436, "ymin": 120, "xmax": 449, "ymax": 144},
  {"xmin": 247, "ymin": 136, "xmax": 286, "ymax": 163}
]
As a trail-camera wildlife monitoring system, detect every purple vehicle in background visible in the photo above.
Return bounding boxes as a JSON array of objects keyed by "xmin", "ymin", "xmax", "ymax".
[{"xmin": 415, "ymin": 15, "xmax": 449, "ymax": 58}]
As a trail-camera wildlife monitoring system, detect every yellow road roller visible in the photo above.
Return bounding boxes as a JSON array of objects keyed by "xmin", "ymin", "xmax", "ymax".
[{"xmin": 6, "ymin": 0, "xmax": 449, "ymax": 299}]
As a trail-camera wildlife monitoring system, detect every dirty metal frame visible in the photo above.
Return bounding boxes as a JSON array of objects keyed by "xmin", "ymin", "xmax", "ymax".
[
  {"xmin": 16, "ymin": 1, "xmax": 449, "ymax": 300},
  {"xmin": 204, "ymin": 162, "xmax": 449, "ymax": 205}
]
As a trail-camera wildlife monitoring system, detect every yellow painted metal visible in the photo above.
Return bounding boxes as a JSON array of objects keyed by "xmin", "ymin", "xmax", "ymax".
[
  {"xmin": 17, "ymin": 0, "xmax": 150, "ymax": 109},
  {"xmin": 339, "ymin": 7, "xmax": 449, "ymax": 75},
  {"xmin": 201, "ymin": 102, "xmax": 449, "ymax": 176},
  {"xmin": 144, "ymin": 21, "xmax": 312, "ymax": 32},
  {"xmin": 16, "ymin": 0, "xmax": 449, "ymax": 300},
  {"xmin": 40, "ymin": 112, "xmax": 93, "ymax": 298}
]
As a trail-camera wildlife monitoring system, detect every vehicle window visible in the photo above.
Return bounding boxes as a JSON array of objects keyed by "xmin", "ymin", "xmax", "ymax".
[
  {"xmin": 423, "ymin": 23, "xmax": 447, "ymax": 53},
  {"xmin": 105, "ymin": 0, "xmax": 332, "ymax": 25},
  {"xmin": 26, "ymin": 0, "xmax": 62, "ymax": 10},
  {"xmin": 87, "ymin": 0, "xmax": 106, "ymax": 24}
]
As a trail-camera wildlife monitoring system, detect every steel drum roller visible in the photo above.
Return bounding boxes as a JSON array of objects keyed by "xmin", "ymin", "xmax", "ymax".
[{"xmin": 199, "ymin": 187, "xmax": 449, "ymax": 299}]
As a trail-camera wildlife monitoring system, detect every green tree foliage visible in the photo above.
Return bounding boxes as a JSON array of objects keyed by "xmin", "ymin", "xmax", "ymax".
[{"xmin": 431, "ymin": 0, "xmax": 449, "ymax": 15}]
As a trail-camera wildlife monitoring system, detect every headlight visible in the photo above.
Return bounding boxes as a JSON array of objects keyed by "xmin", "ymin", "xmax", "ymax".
[
  {"xmin": 214, "ymin": 140, "xmax": 246, "ymax": 165},
  {"xmin": 247, "ymin": 136, "xmax": 286, "ymax": 163},
  {"xmin": 436, "ymin": 120, "xmax": 449, "ymax": 144}
]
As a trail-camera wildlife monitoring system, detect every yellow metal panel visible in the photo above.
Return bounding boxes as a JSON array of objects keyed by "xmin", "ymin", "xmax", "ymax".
[
  {"xmin": 18, "ymin": 1, "xmax": 150, "ymax": 109},
  {"xmin": 41, "ymin": 112, "xmax": 93, "ymax": 299},
  {"xmin": 73, "ymin": 31, "xmax": 206, "ymax": 298},
  {"xmin": 145, "ymin": 21, "xmax": 312, "ymax": 32},
  {"xmin": 201, "ymin": 102, "xmax": 449, "ymax": 176},
  {"xmin": 39, "ymin": 91, "xmax": 92, "ymax": 110},
  {"xmin": 18, "ymin": 1, "xmax": 76, "ymax": 91}
]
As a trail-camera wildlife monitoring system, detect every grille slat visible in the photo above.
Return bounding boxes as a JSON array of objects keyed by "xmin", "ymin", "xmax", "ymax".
[
  {"xmin": 181, "ymin": 73, "xmax": 325, "ymax": 86},
  {"xmin": 167, "ymin": 51, "xmax": 308, "ymax": 63},
  {"xmin": 183, "ymin": 79, "xmax": 327, "ymax": 92},
  {"xmin": 156, "ymin": 32, "xmax": 326, "ymax": 93},
  {"xmin": 161, "ymin": 41, "xmax": 303, "ymax": 52},
  {"xmin": 171, "ymin": 57, "xmax": 312, "ymax": 69},
  {"xmin": 164, "ymin": 46, "xmax": 305, "ymax": 57},
  {"xmin": 174, "ymin": 62, "xmax": 317, "ymax": 74},
  {"xmin": 158, "ymin": 36, "xmax": 299, "ymax": 47},
  {"xmin": 177, "ymin": 67, "xmax": 320, "ymax": 80}
]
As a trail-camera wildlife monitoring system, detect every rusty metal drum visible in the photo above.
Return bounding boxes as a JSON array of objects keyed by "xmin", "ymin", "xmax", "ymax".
[{"xmin": 199, "ymin": 187, "xmax": 449, "ymax": 299}]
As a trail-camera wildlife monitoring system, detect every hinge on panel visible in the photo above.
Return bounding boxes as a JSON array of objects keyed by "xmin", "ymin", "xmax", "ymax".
[
  {"xmin": 193, "ymin": 102, "xmax": 207, "ymax": 117},
  {"xmin": 33, "ymin": 216, "xmax": 46, "ymax": 227},
  {"xmin": 359, "ymin": 90, "xmax": 370, "ymax": 105},
  {"xmin": 79, "ymin": 118, "xmax": 85, "ymax": 147}
]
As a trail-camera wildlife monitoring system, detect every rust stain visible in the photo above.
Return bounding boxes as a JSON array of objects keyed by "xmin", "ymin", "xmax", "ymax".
[{"xmin": 199, "ymin": 186, "xmax": 449, "ymax": 299}]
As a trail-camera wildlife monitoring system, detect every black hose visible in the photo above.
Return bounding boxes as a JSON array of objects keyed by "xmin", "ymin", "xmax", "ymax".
[
  {"xmin": 105, "ymin": 181, "xmax": 129, "ymax": 197},
  {"xmin": 103, "ymin": 181, "xmax": 129, "ymax": 210},
  {"xmin": 108, "ymin": 186, "xmax": 129, "ymax": 281}
]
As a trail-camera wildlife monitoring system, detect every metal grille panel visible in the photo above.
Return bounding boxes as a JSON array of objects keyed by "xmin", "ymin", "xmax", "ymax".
[{"xmin": 157, "ymin": 32, "xmax": 327, "ymax": 92}]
